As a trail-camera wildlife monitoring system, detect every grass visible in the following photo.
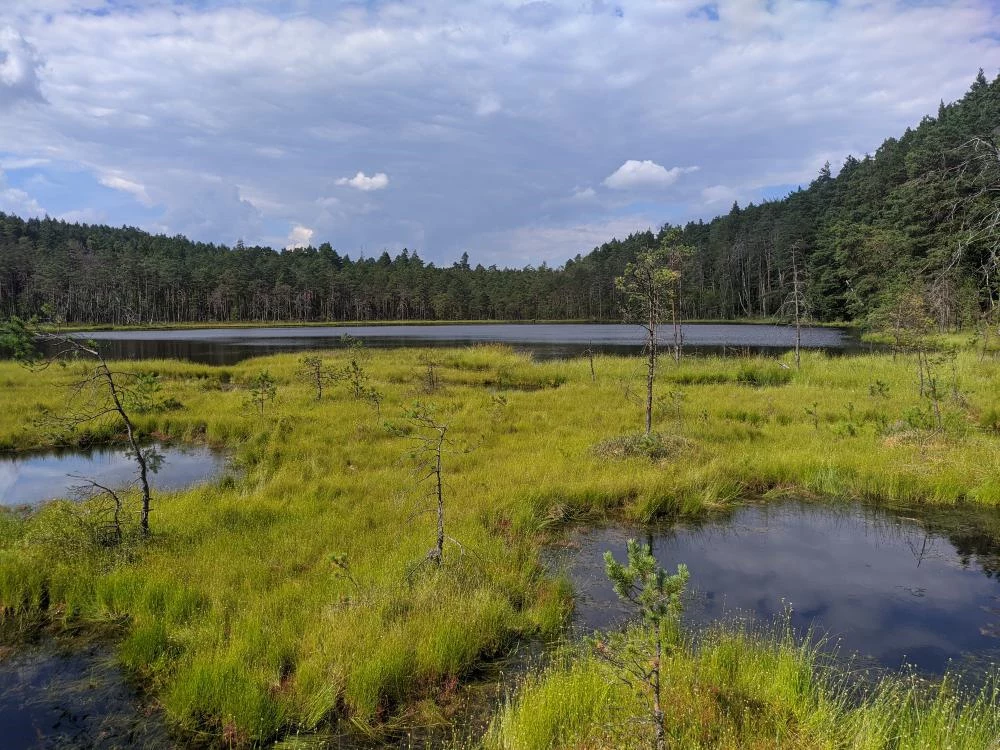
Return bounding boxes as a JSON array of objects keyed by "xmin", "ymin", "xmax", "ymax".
[
  {"xmin": 486, "ymin": 620, "xmax": 1000, "ymax": 750},
  {"xmin": 0, "ymin": 344, "xmax": 999, "ymax": 744}
]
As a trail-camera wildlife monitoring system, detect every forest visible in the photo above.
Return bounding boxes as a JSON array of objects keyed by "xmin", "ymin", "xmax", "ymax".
[{"xmin": 0, "ymin": 71, "xmax": 997, "ymax": 327}]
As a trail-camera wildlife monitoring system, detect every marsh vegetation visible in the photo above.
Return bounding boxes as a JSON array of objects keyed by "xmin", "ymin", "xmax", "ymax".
[{"xmin": 0, "ymin": 339, "xmax": 999, "ymax": 746}]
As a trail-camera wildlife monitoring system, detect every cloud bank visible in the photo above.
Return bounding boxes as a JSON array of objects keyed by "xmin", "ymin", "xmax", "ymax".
[{"xmin": 0, "ymin": 1, "xmax": 996, "ymax": 264}]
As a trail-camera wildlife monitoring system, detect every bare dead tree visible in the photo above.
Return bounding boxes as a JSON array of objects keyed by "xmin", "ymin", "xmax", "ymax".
[
  {"xmin": 663, "ymin": 238, "xmax": 693, "ymax": 365},
  {"xmin": 779, "ymin": 243, "xmax": 809, "ymax": 370},
  {"xmin": 2, "ymin": 318, "xmax": 158, "ymax": 535},
  {"xmin": 584, "ymin": 341, "xmax": 596, "ymax": 382},
  {"xmin": 400, "ymin": 402, "xmax": 450, "ymax": 565},
  {"xmin": 69, "ymin": 474, "xmax": 127, "ymax": 546},
  {"xmin": 942, "ymin": 136, "xmax": 1000, "ymax": 334}
]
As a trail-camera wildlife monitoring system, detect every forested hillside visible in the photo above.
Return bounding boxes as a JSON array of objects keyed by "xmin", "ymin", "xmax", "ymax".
[{"xmin": 1, "ymin": 72, "xmax": 997, "ymax": 326}]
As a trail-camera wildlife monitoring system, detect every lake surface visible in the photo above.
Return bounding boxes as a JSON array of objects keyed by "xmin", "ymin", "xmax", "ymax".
[
  {"xmin": 558, "ymin": 501, "xmax": 1000, "ymax": 678},
  {"xmin": 0, "ymin": 642, "xmax": 172, "ymax": 749},
  {"xmin": 0, "ymin": 443, "xmax": 227, "ymax": 507},
  {"xmin": 63, "ymin": 323, "xmax": 863, "ymax": 365}
]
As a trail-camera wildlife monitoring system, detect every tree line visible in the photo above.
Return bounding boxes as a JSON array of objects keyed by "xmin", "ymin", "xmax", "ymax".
[{"xmin": 0, "ymin": 71, "xmax": 997, "ymax": 327}]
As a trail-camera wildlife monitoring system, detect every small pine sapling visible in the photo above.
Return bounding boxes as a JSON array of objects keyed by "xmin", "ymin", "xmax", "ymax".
[{"xmin": 596, "ymin": 540, "xmax": 689, "ymax": 750}]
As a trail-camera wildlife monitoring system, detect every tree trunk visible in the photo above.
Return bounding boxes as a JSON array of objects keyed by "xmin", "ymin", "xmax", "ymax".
[
  {"xmin": 653, "ymin": 628, "xmax": 665, "ymax": 750},
  {"xmin": 101, "ymin": 358, "xmax": 151, "ymax": 535},
  {"xmin": 435, "ymin": 430, "xmax": 445, "ymax": 564},
  {"xmin": 646, "ymin": 320, "xmax": 656, "ymax": 436}
]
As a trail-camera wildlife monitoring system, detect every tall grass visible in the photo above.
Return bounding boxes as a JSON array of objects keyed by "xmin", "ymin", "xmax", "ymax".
[
  {"xmin": 0, "ymin": 345, "xmax": 998, "ymax": 743},
  {"xmin": 487, "ymin": 622, "xmax": 1000, "ymax": 750}
]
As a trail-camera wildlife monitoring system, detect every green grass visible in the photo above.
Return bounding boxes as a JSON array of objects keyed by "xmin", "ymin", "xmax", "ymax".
[
  {"xmin": 0, "ymin": 344, "xmax": 999, "ymax": 744},
  {"xmin": 486, "ymin": 621, "xmax": 1000, "ymax": 750}
]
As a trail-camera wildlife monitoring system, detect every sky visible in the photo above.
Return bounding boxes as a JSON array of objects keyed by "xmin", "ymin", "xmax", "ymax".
[{"xmin": 0, "ymin": 1, "xmax": 998, "ymax": 268}]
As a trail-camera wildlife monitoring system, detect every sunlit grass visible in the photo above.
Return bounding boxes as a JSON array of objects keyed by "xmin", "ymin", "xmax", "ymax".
[
  {"xmin": 1, "ymin": 344, "xmax": 999, "ymax": 743},
  {"xmin": 487, "ymin": 621, "xmax": 1000, "ymax": 750}
]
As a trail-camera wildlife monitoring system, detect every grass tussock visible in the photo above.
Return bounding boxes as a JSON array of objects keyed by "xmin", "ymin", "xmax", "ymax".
[
  {"xmin": 486, "ymin": 622, "xmax": 1000, "ymax": 750},
  {"xmin": 0, "ymin": 345, "xmax": 998, "ymax": 743}
]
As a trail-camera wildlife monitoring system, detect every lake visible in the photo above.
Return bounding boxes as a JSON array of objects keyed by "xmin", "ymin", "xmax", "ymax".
[
  {"xmin": 0, "ymin": 443, "xmax": 228, "ymax": 507},
  {"xmin": 557, "ymin": 501, "xmax": 1000, "ymax": 678},
  {"xmin": 62, "ymin": 323, "xmax": 863, "ymax": 365}
]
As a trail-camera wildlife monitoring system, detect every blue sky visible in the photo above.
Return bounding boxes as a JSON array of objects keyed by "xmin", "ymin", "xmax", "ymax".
[{"xmin": 1, "ymin": 1, "xmax": 998, "ymax": 267}]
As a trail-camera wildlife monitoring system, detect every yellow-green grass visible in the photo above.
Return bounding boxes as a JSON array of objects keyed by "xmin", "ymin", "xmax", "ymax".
[
  {"xmin": 486, "ymin": 622, "xmax": 1000, "ymax": 750},
  {"xmin": 0, "ymin": 345, "xmax": 998, "ymax": 744}
]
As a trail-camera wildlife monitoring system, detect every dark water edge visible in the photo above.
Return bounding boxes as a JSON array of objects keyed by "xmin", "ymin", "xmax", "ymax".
[
  {"xmin": 52, "ymin": 323, "xmax": 868, "ymax": 365},
  {"xmin": 0, "ymin": 443, "xmax": 229, "ymax": 507},
  {"xmin": 0, "ymin": 640, "xmax": 172, "ymax": 749},
  {"xmin": 6, "ymin": 498, "xmax": 999, "ymax": 746},
  {"xmin": 0, "ymin": 637, "xmax": 542, "ymax": 750},
  {"xmin": 552, "ymin": 499, "xmax": 1000, "ymax": 682}
]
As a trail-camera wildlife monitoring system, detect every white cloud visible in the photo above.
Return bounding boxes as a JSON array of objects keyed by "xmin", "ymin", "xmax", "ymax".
[
  {"xmin": 475, "ymin": 94, "xmax": 502, "ymax": 116},
  {"xmin": 0, "ymin": 25, "xmax": 43, "ymax": 107},
  {"xmin": 336, "ymin": 171, "xmax": 389, "ymax": 191},
  {"xmin": 58, "ymin": 207, "xmax": 106, "ymax": 224},
  {"xmin": 0, "ymin": 168, "xmax": 44, "ymax": 216},
  {"xmin": 0, "ymin": 156, "xmax": 48, "ymax": 169},
  {"xmin": 0, "ymin": 1, "xmax": 996, "ymax": 264},
  {"xmin": 476, "ymin": 215, "xmax": 659, "ymax": 267},
  {"xmin": 603, "ymin": 160, "xmax": 699, "ymax": 190},
  {"xmin": 98, "ymin": 172, "xmax": 153, "ymax": 205},
  {"xmin": 285, "ymin": 224, "xmax": 314, "ymax": 249}
]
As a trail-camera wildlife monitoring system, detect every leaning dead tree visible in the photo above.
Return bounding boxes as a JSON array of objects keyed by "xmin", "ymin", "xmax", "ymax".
[{"xmin": 2, "ymin": 318, "xmax": 158, "ymax": 535}]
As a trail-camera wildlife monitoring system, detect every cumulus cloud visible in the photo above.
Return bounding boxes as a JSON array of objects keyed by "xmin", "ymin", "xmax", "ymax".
[
  {"xmin": 285, "ymin": 224, "xmax": 315, "ymax": 249},
  {"xmin": 603, "ymin": 160, "xmax": 699, "ymax": 190},
  {"xmin": 0, "ymin": 26, "xmax": 43, "ymax": 108},
  {"xmin": 0, "ymin": 168, "xmax": 44, "ymax": 216},
  {"xmin": 99, "ymin": 173, "xmax": 153, "ymax": 205},
  {"xmin": 336, "ymin": 171, "xmax": 390, "ymax": 191}
]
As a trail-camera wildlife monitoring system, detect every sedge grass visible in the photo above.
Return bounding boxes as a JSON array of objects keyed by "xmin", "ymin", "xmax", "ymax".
[
  {"xmin": 486, "ymin": 620, "xmax": 1000, "ymax": 750},
  {"xmin": 0, "ymin": 344, "xmax": 998, "ymax": 743}
]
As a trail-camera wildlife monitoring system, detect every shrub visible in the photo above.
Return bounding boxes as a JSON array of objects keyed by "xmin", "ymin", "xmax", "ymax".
[{"xmin": 593, "ymin": 432, "xmax": 693, "ymax": 461}]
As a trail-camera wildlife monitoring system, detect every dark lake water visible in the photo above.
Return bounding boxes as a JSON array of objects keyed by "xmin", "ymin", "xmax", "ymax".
[
  {"xmin": 64, "ymin": 323, "xmax": 862, "ymax": 365},
  {"xmin": 0, "ymin": 443, "xmax": 227, "ymax": 507},
  {"xmin": 0, "ymin": 642, "xmax": 171, "ymax": 748},
  {"xmin": 558, "ymin": 501, "xmax": 1000, "ymax": 678}
]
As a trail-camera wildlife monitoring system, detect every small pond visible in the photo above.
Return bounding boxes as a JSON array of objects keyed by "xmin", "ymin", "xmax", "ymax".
[
  {"xmin": 59, "ymin": 323, "xmax": 865, "ymax": 365},
  {"xmin": 0, "ymin": 641, "xmax": 172, "ymax": 748},
  {"xmin": 557, "ymin": 501, "xmax": 1000, "ymax": 678},
  {"xmin": 0, "ymin": 443, "xmax": 227, "ymax": 507}
]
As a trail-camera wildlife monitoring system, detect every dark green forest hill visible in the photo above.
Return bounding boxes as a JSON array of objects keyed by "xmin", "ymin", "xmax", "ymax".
[{"xmin": 1, "ymin": 72, "xmax": 997, "ymax": 326}]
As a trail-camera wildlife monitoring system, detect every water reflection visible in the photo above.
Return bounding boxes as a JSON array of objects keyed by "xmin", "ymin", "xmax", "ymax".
[
  {"xmin": 0, "ymin": 443, "xmax": 227, "ymax": 507},
  {"xmin": 558, "ymin": 501, "xmax": 1000, "ymax": 676},
  {"xmin": 0, "ymin": 642, "xmax": 171, "ymax": 748},
  {"xmin": 55, "ymin": 323, "xmax": 866, "ymax": 365}
]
